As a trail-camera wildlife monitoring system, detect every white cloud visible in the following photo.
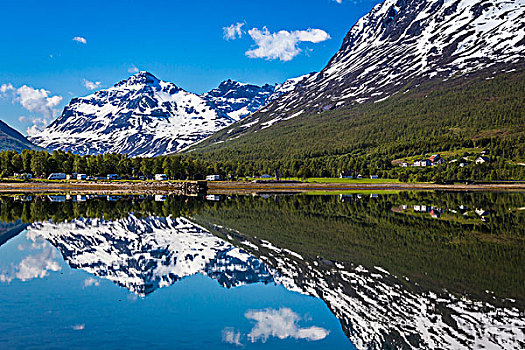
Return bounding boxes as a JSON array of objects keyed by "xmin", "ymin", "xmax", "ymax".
[
  {"xmin": 71, "ymin": 324, "xmax": 85, "ymax": 331},
  {"xmin": 222, "ymin": 328, "xmax": 243, "ymax": 346},
  {"xmin": 128, "ymin": 65, "xmax": 139, "ymax": 73},
  {"xmin": 18, "ymin": 116, "xmax": 27, "ymax": 122},
  {"xmin": 72, "ymin": 36, "xmax": 87, "ymax": 44},
  {"xmin": 245, "ymin": 27, "xmax": 330, "ymax": 61},
  {"xmin": 0, "ymin": 83, "xmax": 14, "ymax": 94},
  {"xmin": 83, "ymin": 277, "xmax": 100, "ymax": 287},
  {"xmin": 83, "ymin": 79, "xmax": 101, "ymax": 90},
  {"xmin": 15, "ymin": 85, "xmax": 62, "ymax": 119},
  {"xmin": 14, "ymin": 246, "xmax": 62, "ymax": 282},
  {"xmin": 223, "ymin": 22, "xmax": 245, "ymax": 40},
  {"xmin": 26, "ymin": 118, "xmax": 49, "ymax": 137},
  {"xmin": 245, "ymin": 308, "xmax": 329, "ymax": 343},
  {"xmin": 0, "ymin": 84, "xmax": 63, "ymax": 135}
]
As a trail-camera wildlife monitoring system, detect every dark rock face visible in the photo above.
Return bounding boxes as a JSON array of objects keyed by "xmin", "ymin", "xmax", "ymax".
[{"xmin": 201, "ymin": 80, "xmax": 278, "ymax": 121}]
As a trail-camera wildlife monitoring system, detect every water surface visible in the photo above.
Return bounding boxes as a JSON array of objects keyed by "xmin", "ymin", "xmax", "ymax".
[{"xmin": 0, "ymin": 192, "xmax": 523, "ymax": 349}]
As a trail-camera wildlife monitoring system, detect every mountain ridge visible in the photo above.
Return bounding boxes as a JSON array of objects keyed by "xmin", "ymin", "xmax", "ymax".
[{"xmin": 29, "ymin": 72, "xmax": 308, "ymax": 157}]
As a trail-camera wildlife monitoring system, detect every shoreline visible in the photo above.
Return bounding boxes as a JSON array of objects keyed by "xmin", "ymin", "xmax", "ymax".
[
  {"xmin": 206, "ymin": 181, "xmax": 525, "ymax": 194},
  {"xmin": 0, "ymin": 180, "xmax": 524, "ymax": 195}
]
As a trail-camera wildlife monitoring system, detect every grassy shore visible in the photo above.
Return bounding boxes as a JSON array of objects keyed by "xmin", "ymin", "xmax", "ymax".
[{"xmin": 0, "ymin": 178, "xmax": 524, "ymax": 195}]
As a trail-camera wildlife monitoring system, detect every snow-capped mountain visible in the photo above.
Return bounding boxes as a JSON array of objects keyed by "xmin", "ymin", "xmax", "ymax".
[
  {"xmin": 201, "ymin": 74, "xmax": 313, "ymax": 121},
  {"xmin": 210, "ymin": 0, "xmax": 525, "ymax": 135},
  {"xmin": 29, "ymin": 72, "xmax": 234, "ymax": 157},
  {"xmin": 26, "ymin": 215, "xmax": 274, "ymax": 296},
  {"xmin": 29, "ymin": 71, "xmax": 310, "ymax": 157}
]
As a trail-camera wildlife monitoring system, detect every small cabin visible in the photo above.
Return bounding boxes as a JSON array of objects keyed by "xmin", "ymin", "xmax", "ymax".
[{"xmin": 429, "ymin": 154, "xmax": 445, "ymax": 166}]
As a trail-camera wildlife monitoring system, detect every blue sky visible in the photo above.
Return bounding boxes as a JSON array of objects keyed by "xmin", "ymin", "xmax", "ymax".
[{"xmin": 0, "ymin": 0, "xmax": 382, "ymax": 136}]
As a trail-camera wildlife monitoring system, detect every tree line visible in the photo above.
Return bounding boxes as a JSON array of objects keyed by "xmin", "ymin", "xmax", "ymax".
[{"xmin": 0, "ymin": 142, "xmax": 524, "ymax": 182}]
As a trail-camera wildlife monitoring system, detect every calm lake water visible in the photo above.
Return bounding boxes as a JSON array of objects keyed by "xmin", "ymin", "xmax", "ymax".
[{"xmin": 0, "ymin": 192, "xmax": 523, "ymax": 349}]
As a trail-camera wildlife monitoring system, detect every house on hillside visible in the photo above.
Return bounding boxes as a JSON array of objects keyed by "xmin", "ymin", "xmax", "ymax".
[
  {"xmin": 430, "ymin": 209, "xmax": 440, "ymax": 218},
  {"xmin": 475, "ymin": 156, "xmax": 490, "ymax": 164},
  {"xmin": 429, "ymin": 154, "xmax": 445, "ymax": 166}
]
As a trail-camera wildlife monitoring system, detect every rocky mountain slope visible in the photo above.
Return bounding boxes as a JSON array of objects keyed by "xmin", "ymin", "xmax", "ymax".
[
  {"xmin": 190, "ymin": 0, "xmax": 525, "ymax": 151},
  {"xmin": 262, "ymin": 0, "xmax": 524, "ymax": 118},
  {"xmin": 0, "ymin": 120, "xmax": 42, "ymax": 153},
  {"xmin": 202, "ymin": 74, "xmax": 312, "ymax": 121}
]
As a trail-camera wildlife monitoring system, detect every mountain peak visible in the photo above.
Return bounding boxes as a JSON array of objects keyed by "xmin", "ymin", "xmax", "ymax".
[{"xmin": 115, "ymin": 71, "xmax": 161, "ymax": 88}]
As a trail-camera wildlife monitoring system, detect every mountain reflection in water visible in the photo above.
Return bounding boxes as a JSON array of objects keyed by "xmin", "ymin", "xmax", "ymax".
[
  {"xmin": 0, "ymin": 192, "xmax": 523, "ymax": 349},
  {"xmin": 27, "ymin": 215, "xmax": 274, "ymax": 296}
]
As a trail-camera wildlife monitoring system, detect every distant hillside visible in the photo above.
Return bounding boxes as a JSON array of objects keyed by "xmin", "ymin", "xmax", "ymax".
[
  {"xmin": 0, "ymin": 120, "xmax": 42, "ymax": 152},
  {"xmin": 187, "ymin": 67, "xmax": 525, "ymax": 180}
]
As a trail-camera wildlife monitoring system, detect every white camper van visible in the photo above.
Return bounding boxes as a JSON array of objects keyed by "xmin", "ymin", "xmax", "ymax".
[{"xmin": 47, "ymin": 173, "xmax": 66, "ymax": 180}]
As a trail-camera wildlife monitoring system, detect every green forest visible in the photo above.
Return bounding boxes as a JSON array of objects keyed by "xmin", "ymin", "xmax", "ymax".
[{"xmin": 187, "ymin": 69, "xmax": 525, "ymax": 181}]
